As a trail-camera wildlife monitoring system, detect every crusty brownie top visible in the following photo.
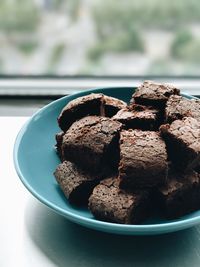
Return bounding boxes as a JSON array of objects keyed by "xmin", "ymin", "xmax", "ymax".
[
  {"xmin": 91, "ymin": 177, "xmax": 143, "ymax": 208},
  {"xmin": 160, "ymin": 117, "xmax": 200, "ymax": 153},
  {"xmin": 60, "ymin": 93, "xmax": 127, "ymax": 115},
  {"xmin": 103, "ymin": 95, "xmax": 127, "ymax": 109},
  {"xmin": 91, "ymin": 177, "xmax": 149, "ymax": 208},
  {"xmin": 60, "ymin": 93, "xmax": 103, "ymax": 113},
  {"xmin": 55, "ymin": 160, "xmax": 96, "ymax": 180},
  {"xmin": 113, "ymin": 105, "xmax": 158, "ymax": 121},
  {"xmin": 165, "ymin": 95, "xmax": 200, "ymax": 122},
  {"xmin": 133, "ymin": 80, "xmax": 180, "ymax": 101},
  {"xmin": 54, "ymin": 161, "xmax": 97, "ymax": 196},
  {"xmin": 63, "ymin": 116, "xmax": 122, "ymax": 152},
  {"xmin": 120, "ymin": 129, "xmax": 168, "ymax": 169}
]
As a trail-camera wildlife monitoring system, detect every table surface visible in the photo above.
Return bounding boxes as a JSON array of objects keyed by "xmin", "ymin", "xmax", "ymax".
[{"xmin": 2, "ymin": 117, "xmax": 200, "ymax": 267}]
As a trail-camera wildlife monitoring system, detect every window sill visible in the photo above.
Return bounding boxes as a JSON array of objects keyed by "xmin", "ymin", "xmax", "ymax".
[{"xmin": 0, "ymin": 77, "xmax": 199, "ymax": 97}]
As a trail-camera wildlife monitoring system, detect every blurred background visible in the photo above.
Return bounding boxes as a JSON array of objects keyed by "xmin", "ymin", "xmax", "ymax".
[
  {"xmin": 1, "ymin": 0, "xmax": 200, "ymax": 76},
  {"xmin": 1, "ymin": 0, "xmax": 200, "ymax": 115}
]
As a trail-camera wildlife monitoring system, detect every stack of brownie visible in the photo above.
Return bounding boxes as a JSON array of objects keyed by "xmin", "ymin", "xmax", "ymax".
[{"xmin": 54, "ymin": 81, "xmax": 200, "ymax": 224}]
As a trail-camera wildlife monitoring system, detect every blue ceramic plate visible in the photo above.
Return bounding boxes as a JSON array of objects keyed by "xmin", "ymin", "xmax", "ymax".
[{"xmin": 14, "ymin": 87, "xmax": 200, "ymax": 235}]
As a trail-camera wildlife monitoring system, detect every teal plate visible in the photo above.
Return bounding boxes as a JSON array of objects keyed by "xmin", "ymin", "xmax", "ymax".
[{"xmin": 13, "ymin": 87, "xmax": 200, "ymax": 235}]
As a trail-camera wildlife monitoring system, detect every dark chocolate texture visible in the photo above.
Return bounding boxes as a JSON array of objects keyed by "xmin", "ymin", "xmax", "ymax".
[
  {"xmin": 55, "ymin": 132, "xmax": 64, "ymax": 161},
  {"xmin": 62, "ymin": 116, "xmax": 122, "ymax": 173},
  {"xmin": 131, "ymin": 80, "xmax": 180, "ymax": 109},
  {"xmin": 165, "ymin": 95, "xmax": 200, "ymax": 123},
  {"xmin": 113, "ymin": 104, "xmax": 160, "ymax": 130},
  {"xmin": 89, "ymin": 177, "xmax": 151, "ymax": 224},
  {"xmin": 119, "ymin": 130, "xmax": 168, "ymax": 189},
  {"xmin": 58, "ymin": 93, "xmax": 126, "ymax": 131},
  {"xmin": 157, "ymin": 169, "xmax": 200, "ymax": 219},
  {"xmin": 160, "ymin": 117, "xmax": 200, "ymax": 170},
  {"xmin": 54, "ymin": 161, "xmax": 102, "ymax": 205}
]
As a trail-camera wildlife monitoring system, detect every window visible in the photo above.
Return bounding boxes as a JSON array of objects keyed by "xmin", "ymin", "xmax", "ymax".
[{"xmin": 1, "ymin": 0, "xmax": 200, "ymax": 76}]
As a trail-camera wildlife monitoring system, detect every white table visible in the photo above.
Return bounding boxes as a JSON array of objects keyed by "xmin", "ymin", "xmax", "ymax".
[{"xmin": 2, "ymin": 117, "xmax": 200, "ymax": 267}]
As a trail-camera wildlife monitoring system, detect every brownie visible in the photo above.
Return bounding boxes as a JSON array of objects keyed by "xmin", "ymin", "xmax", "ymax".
[
  {"xmin": 54, "ymin": 161, "xmax": 103, "ymax": 205},
  {"xmin": 103, "ymin": 95, "xmax": 127, "ymax": 117},
  {"xmin": 55, "ymin": 132, "xmax": 64, "ymax": 161},
  {"xmin": 58, "ymin": 93, "xmax": 103, "ymax": 131},
  {"xmin": 160, "ymin": 117, "xmax": 200, "ymax": 170},
  {"xmin": 62, "ymin": 116, "xmax": 122, "ymax": 173},
  {"xmin": 195, "ymin": 165, "xmax": 200, "ymax": 173},
  {"xmin": 112, "ymin": 104, "xmax": 160, "ymax": 130},
  {"xmin": 156, "ymin": 169, "xmax": 200, "ymax": 219},
  {"xmin": 58, "ymin": 93, "xmax": 126, "ymax": 131},
  {"xmin": 131, "ymin": 80, "xmax": 180, "ymax": 109},
  {"xmin": 88, "ymin": 177, "xmax": 151, "ymax": 224},
  {"xmin": 119, "ymin": 130, "xmax": 168, "ymax": 189},
  {"xmin": 165, "ymin": 95, "xmax": 200, "ymax": 123}
]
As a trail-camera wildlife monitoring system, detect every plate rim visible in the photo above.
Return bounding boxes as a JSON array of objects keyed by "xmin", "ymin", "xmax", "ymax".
[{"xmin": 13, "ymin": 86, "xmax": 200, "ymax": 234}]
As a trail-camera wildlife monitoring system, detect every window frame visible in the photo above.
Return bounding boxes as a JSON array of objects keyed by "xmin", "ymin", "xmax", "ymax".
[{"xmin": 0, "ymin": 75, "xmax": 199, "ymax": 97}]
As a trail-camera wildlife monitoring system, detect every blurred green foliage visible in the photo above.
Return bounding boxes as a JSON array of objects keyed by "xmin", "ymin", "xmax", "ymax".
[
  {"xmin": 91, "ymin": 1, "xmax": 145, "ymax": 57},
  {"xmin": 67, "ymin": 0, "xmax": 81, "ymax": 22},
  {"xmin": 0, "ymin": 0, "xmax": 40, "ymax": 32},
  {"xmin": 89, "ymin": 0, "xmax": 200, "ymax": 66},
  {"xmin": 147, "ymin": 59, "xmax": 174, "ymax": 75},
  {"xmin": 171, "ymin": 30, "xmax": 193, "ymax": 57},
  {"xmin": 48, "ymin": 43, "xmax": 66, "ymax": 72},
  {"xmin": 51, "ymin": 0, "xmax": 64, "ymax": 9},
  {"xmin": 171, "ymin": 30, "xmax": 200, "ymax": 62},
  {"xmin": 17, "ymin": 40, "xmax": 38, "ymax": 55},
  {"xmin": 50, "ymin": 0, "xmax": 81, "ymax": 22},
  {"xmin": 1, "ymin": 0, "xmax": 200, "ymax": 74},
  {"xmin": 92, "ymin": 0, "xmax": 200, "ymax": 31},
  {"xmin": 0, "ymin": 58, "xmax": 3, "ymax": 72},
  {"xmin": 88, "ymin": 29, "xmax": 144, "ymax": 61}
]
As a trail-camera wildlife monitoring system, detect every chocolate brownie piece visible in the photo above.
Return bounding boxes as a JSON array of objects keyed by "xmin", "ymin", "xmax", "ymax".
[
  {"xmin": 54, "ymin": 161, "xmax": 102, "ymax": 205},
  {"xmin": 62, "ymin": 116, "xmax": 122, "ymax": 173},
  {"xmin": 156, "ymin": 169, "xmax": 200, "ymax": 219},
  {"xmin": 103, "ymin": 95, "xmax": 127, "ymax": 117},
  {"xmin": 58, "ymin": 93, "xmax": 126, "ymax": 131},
  {"xmin": 160, "ymin": 117, "xmax": 200, "ymax": 170},
  {"xmin": 113, "ymin": 104, "xmax": 160, "ymax": 130},
  {"xmin": 55, "ymin": 132, "xmax": 64, "ymax": 161},
  {"xmin": 195, "ymin": 165, "xmax": 200, "ymax": 173},
  {"xmin": 88, "ymin": 177, "xmax": 151, "ymax": 224},
  {"xmin": 58, "ymin": 93, "xmax": 103, "ymax": 131},
  {"xmin": 131, "ymin": 80, "xmax": 180, "ymax": 109},
  {"xmin": 119, "ymin": 130, "xmax": 168, "ymax": 189},
  {"xmin": 165, "ymin": 95, "xmax": 200, "ymax": 123}
]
